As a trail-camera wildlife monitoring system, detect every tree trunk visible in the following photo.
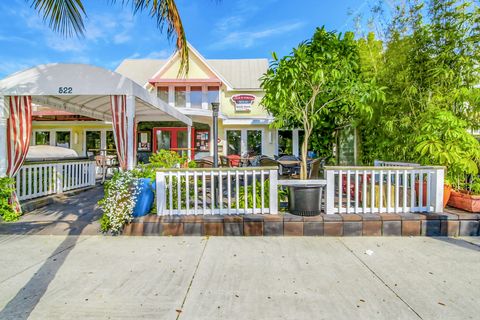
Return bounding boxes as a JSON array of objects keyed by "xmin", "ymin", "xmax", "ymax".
[{"xmin": 300, "ymin": 133, "xmax": 310, "ymax": 180}]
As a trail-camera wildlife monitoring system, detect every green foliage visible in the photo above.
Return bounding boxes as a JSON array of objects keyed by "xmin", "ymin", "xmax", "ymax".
[
  {"xmin": 234, "ymin": 179, "xmax": 288, "ymax": 210},
  {"xmin": 415, "ymin": 109, "xmax": 480, "ymax": 188},
  {"xmin": 262, "ymin": 27, "xmax": 384, "ymax": 178},
  {"xmin": 149, "ymin": 149, "xmax": 189, "ymax": 169},
  {"xmin": 0, "ymin": 177, "xmax": 19, "ymax": 222},
  {"xmin": 357, "ymin": 0, "xmax": 480, "ymax": 190}
]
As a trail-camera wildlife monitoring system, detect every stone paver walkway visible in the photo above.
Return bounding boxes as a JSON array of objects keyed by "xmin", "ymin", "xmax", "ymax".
[{"xmin": 0, "ymin": 187, "xmax": 103, "ymax": 235}]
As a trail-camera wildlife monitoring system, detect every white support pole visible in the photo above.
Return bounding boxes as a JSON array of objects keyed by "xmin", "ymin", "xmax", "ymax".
[
  {"xmin": 187, "ymin": 125, "xmax": 192, "ymax": 160},
  {"xmin": 325, "ymin": 169, "xmax": 335, "ymax": 214},
  {"xmin": 126, "ymin": 95, "xmax": 136, "ymax": 170},
  {"xmin": 432, "ymin": 167, "xmax": 444, "ymax": 213},
  {"xmin": 0, "ymin": 96, "xmax": 7, "ymax": 177},
  {"xmin": 292, "ymin": 129, "xmax": 299, "ymax": 157}
]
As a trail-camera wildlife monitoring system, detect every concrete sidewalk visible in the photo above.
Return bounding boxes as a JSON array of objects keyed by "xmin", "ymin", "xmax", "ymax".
[{"xmin": 0, "ymin": 236, "xmax": 478, "ymax": 320}]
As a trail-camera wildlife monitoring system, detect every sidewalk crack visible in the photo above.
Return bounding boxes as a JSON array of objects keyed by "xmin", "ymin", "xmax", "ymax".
[
  {"xmin": 339, "ymin": 239, "xmax": 423, "ymax": 320},
  {"xmin": 176, "ymin": 237, "xmax": 209, "ymax": 320}
]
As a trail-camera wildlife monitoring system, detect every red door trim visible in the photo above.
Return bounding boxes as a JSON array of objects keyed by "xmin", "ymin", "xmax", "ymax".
[{"xmin": 152, "ymin": 127, "xmax": 195, "ymax": 159}]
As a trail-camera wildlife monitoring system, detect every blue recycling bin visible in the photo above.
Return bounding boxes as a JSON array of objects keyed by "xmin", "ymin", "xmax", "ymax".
[{"xmin": 133, "ymin": 178, "xmax": 156, "ymax": 217}]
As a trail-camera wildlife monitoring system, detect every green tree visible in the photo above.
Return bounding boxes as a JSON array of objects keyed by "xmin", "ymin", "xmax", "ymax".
[
  {"xmin": 28, "ymin": 0, "xmax": 188, "ymax": 71},
  {"xmin": 357, "ymin": 0, "xmax": 480, "ymax": 184},
  {"xmin": 261, "ymin": 27, "xmax": 384, "ymax": 179}
]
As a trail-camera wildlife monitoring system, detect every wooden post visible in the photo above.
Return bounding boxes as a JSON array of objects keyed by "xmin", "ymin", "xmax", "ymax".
[
  {"xmin": 325, "ymin": 169, "xmax": 335, "ymax": 214},
  {"xmin": 269, "ymin": 169, "xmax": 278, "ymax": 214},
  {"xmin": 156, "ymin": 172, "xmax": 166, "ymax": 215}
]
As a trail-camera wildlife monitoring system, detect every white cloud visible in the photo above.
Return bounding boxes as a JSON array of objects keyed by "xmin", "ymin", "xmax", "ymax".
[
  {"xmin": 144, "ymin": 50, "xmax": 171, "ymax": 59},
  {"xmin": 211, "ymin": 22, "xmax": 305, "ymax": 49}
]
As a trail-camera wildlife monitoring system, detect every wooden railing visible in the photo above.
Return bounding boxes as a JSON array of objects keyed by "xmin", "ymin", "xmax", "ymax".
[
  {"xmin": 324, "ymin": 166, "xmax": 444, "ymax": 214},
  {"xmin": 156, "ymin": 167, "xmax": 278, "ymax": 215},
  {"xmin": 16, "ymin": 160, "xmax": 96, "ymax": 201}
]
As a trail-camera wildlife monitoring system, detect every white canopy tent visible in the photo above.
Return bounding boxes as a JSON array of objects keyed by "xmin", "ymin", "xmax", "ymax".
[{"xmin": 0, "ymin": 63, "xmax": 193, "ymax": 174}]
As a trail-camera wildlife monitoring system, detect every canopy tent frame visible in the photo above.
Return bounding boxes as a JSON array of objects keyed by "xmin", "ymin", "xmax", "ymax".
[{"xmin": 0, "ymin": 63, "xmax": 193, "ymax": 174}]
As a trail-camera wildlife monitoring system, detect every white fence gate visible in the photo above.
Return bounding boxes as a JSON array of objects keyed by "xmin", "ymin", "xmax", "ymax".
[
  {"xmin": 16, "ymin": 161, "xmax": 96, "ymax": 201},
  {"xmin": 156, "ymin": 167, "xmax": 278, "ymax": 215},
  {"xmin": 324, "ymin": 166, "xmax": 444, "ymax": 214}
]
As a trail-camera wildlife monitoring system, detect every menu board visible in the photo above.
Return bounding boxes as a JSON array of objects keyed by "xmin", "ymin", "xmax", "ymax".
[{"xmin": 195, "ymin": 130, "xmax": 209, "ymax": 152}]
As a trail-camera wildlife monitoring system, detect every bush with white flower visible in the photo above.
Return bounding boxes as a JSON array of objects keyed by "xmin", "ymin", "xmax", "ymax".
[{"xmin": 99, "ymin": 170, "xmax": 140, "ymax": 235}]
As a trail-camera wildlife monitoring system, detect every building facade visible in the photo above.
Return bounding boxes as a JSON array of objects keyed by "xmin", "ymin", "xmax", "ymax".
[{"xmin": 30, "ymin": 44, "xmax": 304, "ymax": 161}]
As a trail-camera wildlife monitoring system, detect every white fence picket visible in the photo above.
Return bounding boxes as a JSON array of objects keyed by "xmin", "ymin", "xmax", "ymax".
[
  {"xmin": 16, "ymin": 160, "xmax": 96, "ymax": 201},
  {"xmin": 324, "ymin": 165, "xmax": 444, "ymax": 214},
  {"xmin": 156, "ymin": 167, "xmax": 278, "ymax": 215}
]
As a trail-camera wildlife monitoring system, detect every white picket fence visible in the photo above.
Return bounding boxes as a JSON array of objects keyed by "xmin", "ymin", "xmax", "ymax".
[
  {"xmin": 324, "ymin": 166, "xmax": 444, "ymax": 214},
  {"xmin": 156, "ymin": 167, "xmax": 278, "ymax": 215},
  {"xmin": 16, "ymin": 161, "xmax": 96, "ymax": 201}
]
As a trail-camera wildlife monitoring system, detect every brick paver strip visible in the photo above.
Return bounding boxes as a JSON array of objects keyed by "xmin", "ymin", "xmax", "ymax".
[
  {"xmin": 363, "ymin": 220, "xmax": 382, "ymax": 236},
  {"xmin": 284, "ymin": 222, "xmax": 303, "ymax": 236},
  {"xmin": 402, "ymin": 220, "xmax": 421, "ymax": 236}
]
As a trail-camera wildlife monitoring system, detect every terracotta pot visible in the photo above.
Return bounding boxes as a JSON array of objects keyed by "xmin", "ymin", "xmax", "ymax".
[
  {"xmin": 414, "ymin": 181, "xmax": 451, "ymax": 208},
  {"xmin": 443, "ymin": 184, "xmax": 452, "ymax": 208},
  {"xmin": 414, "ymin": 181, "xmax": 428, "ymax": 206},
  {"xmin": 447, "ymin": 190, "xmax": 480, "ymax": 213}
]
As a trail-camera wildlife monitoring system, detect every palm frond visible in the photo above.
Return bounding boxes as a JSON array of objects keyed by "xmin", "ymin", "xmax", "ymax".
[
  {"xmin": 29, "ymin": 0, "xmax": 86, "ymax": 37},
  {"xmin": 119, "ymin": 0, "xmax": 188, "ymax": 74}
]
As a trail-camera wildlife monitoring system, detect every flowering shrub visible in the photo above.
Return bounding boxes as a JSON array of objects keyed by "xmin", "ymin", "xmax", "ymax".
[{"xmin": 99, "ymin": 171, "xmax": 139, "ymax": 235}]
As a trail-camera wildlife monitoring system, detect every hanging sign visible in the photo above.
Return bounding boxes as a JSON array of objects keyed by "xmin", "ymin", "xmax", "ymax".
[{"xmin": 231, "ymin": 94, "xmax": 255, "ymax": 112}]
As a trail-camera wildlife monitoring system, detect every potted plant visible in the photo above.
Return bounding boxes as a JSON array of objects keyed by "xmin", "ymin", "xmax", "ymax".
[
  {"xmin": 448, "ymin": 179, "xmax": 480, "ymax": 213},
  {"xmin": 261, "ymin": 27, "xmax": 383, "ymax": 215},
  {"xmin": 415, "ymin": 109, "xmax": 480, "ymax": 209}
]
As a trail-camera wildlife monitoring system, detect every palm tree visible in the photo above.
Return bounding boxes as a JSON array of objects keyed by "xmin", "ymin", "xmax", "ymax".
[{"xmin": 29, "ymin": 0, "xmax": 188, "ymax": 72}]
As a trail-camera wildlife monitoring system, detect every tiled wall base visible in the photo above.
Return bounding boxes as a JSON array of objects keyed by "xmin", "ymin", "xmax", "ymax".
[{"xmin": 123, "ymin": 212, "xmax": 480, "ymax": 237}]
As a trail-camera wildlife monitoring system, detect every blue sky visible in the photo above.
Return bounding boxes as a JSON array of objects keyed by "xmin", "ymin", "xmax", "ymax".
[{"xmin": 0, "ymin": 0, "xmax": 373, "ymax": 78}]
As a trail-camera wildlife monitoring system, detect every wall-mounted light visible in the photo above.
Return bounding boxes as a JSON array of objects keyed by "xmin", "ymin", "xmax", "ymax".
[
  {"xmin": 268, "ymin": 131, "xmax": 273, "ymax": 144},
  {"xmin": 73, "ymin": 132, "xmax": 78, "ymax": 145}
]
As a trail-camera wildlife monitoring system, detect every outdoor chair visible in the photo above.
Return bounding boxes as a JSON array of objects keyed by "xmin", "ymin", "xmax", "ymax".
[
  {"xmin": 95, "ymin": 155, "xmax": 118, "ymax": 183},
  {"xmin": 227, "ymin": 154, "xmax": 241, "ymax": 167},
  {"xmin": 196, "ymin": 157, "xmax": 214, "ymax": 168},
  {"xmin": 308, "ymin": 157, "xmax": 325, "ymax": 179},
  {"xmin": 219, "ymin": 155, "xmax": 230, "ymax": 167},
  {"xmin": 259, "ymin": 156, "xmax": 283, "ymax": 176}
]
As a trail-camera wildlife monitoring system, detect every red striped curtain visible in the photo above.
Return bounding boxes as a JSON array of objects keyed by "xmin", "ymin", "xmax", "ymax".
[
  {"xmin": 6, "ymin": 96, "xmax": 32, "ymax": 177},
  {"xmin": 110, "ymin": 95, "xmax": 128, "ymax": 170}
]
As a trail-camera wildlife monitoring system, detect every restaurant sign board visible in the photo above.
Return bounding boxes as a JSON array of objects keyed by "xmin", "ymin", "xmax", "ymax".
[{"xmin": 231, "ymin": 94, "xmax": 255, "ymax": 112}]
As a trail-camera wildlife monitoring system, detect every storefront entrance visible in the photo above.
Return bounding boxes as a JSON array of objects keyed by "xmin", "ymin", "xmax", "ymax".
[{"xmin": 153, "ymin": 127, "xmax": 194, "ymax": 158}]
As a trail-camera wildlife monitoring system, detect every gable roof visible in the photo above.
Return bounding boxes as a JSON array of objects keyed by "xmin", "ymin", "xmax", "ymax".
[
  {"xmin": 116, "ymin": 59, "xmax": 166, "ymax": 87},
  {"xmin": 115, "ymin": 53, "xmax": 268, "ymax": 90}
]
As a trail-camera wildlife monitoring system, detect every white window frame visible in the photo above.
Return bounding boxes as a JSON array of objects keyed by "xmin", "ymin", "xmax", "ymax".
[
  {"xmin": 224, "ymin": 128, "xmax": 264, "ymax": 156},
  {"xmin": 32, "ymin": 129, "xmax": 72, "ymax": 147},
  {"xmin": 157, "ymin": 84, "xmax": 219, "ymax": 110},
  {"xmin": 83, "ymin": 129, "xmax": 114, "ymax": 156}
]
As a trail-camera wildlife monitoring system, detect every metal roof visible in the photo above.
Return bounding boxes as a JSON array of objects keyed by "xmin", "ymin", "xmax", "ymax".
[
  {"xmin": 0, "ymin": 63, "xmax": 192, "ymax": 125},
  {"xmin": 115, "ymin": 58, "xmax": 269, "ymax": 90}
]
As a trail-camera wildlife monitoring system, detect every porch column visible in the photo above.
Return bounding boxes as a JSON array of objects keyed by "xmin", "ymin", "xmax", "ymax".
[
  {"xmin": 126, "ymin": 95, "xmax": 136, "ymax": 170},
  {"xmin": 292, "ymin": 129, "xmax": 299, "ymax": 157},
  {"xmin": 0, "ymin": 96, "xmax": 7, "ymax": 176},
  {"xmin": 187, "ymin": 125, "xmax": 192, "ymax": 160}
]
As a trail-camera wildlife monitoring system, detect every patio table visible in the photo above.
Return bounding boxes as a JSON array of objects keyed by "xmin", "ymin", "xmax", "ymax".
[{"xmin": 278, "ymin": 160, "xmax": 301, "ymax": 166}]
